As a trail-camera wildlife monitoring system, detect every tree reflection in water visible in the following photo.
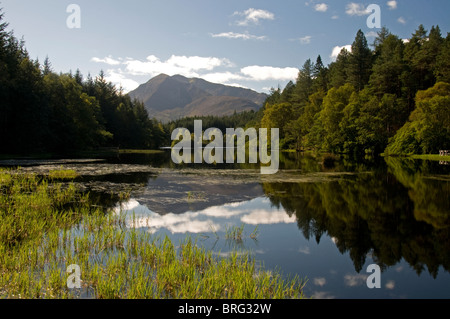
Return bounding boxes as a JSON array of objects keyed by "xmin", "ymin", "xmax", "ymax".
[{"xmin": 262, "ymin": 155, "xmax": 450, "ymax": 277}]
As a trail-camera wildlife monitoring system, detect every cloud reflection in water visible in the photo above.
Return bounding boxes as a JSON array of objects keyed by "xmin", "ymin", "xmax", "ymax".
[{"xmin": 115, "ymin": 197, "xmax": 296, "ymax": 234}]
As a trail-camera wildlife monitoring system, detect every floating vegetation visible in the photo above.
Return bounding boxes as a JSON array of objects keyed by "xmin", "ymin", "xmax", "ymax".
[
  {"xmin": 0, "ymin": 169, "xmax": 307, "ymax": 299},
  {"xmin": 48, "ymin": 168, "xmax": 79, "ymax": 180}
]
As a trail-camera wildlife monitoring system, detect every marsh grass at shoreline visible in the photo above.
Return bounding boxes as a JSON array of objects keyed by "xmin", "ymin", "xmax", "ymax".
[{"xmin": 0, "ymin": 168, "xmax": 307, "ymax": 299}]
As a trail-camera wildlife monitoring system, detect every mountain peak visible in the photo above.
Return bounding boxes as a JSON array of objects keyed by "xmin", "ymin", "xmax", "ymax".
[{"xmin": 128, "ymin": 74, "xmax": 267, "ymax": 123}]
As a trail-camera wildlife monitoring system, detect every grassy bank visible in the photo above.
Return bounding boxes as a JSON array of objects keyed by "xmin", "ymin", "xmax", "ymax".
[
  {"xmin": 380, "ymin": 153, "xmax": 450, "ymax": 162},
  {"xmin": 0, "ymin": 169, "xmax": 306, "ymax": 299},
  {"xmin": 410, "ymin": 154, "xmax": 450, "ymax": 161}
]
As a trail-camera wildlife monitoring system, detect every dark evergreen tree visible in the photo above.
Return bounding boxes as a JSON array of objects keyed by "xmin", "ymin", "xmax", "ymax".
[
  {"xmin": 435, "ymin": 33, "xmax": 450, "ymax": 83},
  {"xmin": 293, "ymin": 59, "xmax": 314, "ymax": 104},
  {"xmin": 328, "ymin": 48, "xmax": 351, "ymax": 89},
  {"xmin": 42, "ymin": 55, "xmax": 52, "ymax": 75},
  {"xmin": 312, "ymin": 55, "xmax": 328, "ymax": 92},
  {"xmin": 347, "ymin": 30, "xmax": 373, "ymax": 91},
  {"xmin": 369, "ymin": 33, "xmax": 405, "ymax": 97}
]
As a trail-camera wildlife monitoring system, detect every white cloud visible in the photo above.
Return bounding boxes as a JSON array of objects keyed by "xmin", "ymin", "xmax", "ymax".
[
  {"xmin": 315, "ymin": 3, "xmax": 328, "ymax": 12},
  {"xmin": 345, "ymin": 3, "xmax": 370, "ymax": 16},
  {"xmin": 240, "ymin": 66, "xmax": 299, "ymax": 82},
  {"xmin": 313, "ymin": 277, "xmax": 327, "ymax": 287},
  {"xmin": 104, "ymin": 69, "xmax": 139, "ymax": 93},
  {"xmin": 298, "ymin": 246, "xmax": 310, "ymax": 254},
  {"xmin": 291, "ymin": 36, "xmax": 312, "ymax": 44},
  {"xmin": 123, "ymin": 55, "xmax": 232, "ymax": 78},
  {"xmin": 116, "ymin": 197, "xmax": 297, "ymax": 234},
  {"xmin": 387, "ymin": 0, "xmax": 398, "ymax": 10},
  {"xmin": 385, "ymin": 280, "xmax": 395, "ymax": 290},
  {"xmin": 91, "ymin": 56, "xmax": 122, "ymax": 65},
  {"xmin": 331, "ymin": 15, "xmax": 339, "ymax": 19},
  {"xmin": 395, "ymin": 266, "xmax": 404, "ymax": 272},
  {"xmin": 397, "ymin": 16, "xmax": 406, "ymax": 25},
  {"xmin": 330, "ymin": 45, "xmax": 352, "ymax": 59},
  {"xmin": 225, "ymin": 83, "xmax": 249, "ymax": 89},
  {"xmin": 234, "ymin": 8, "xmax": 275, "ymax": 26},
  {"xmin": 169, "ymin": 55, "xmax": 232, "ymax": 70},
  {"xmin": 311, "ymin": 291, "xmax": 335, "ymax": 299},
  {"xmin": 365, "ymin": 31, "xmax": 378, "ymax": 38},
  {"xmin": 92, "ymin": 52, "xmax": 300, "ymax": 91},
  {"xmin": 202, "ymin": 72, "xmax": 245, "ymax": 84},
  {"xmin": 344, "ymin": 274, "xmax": 367, "ymax": 287},
  {"xmin": 241, "ymin": 209, "xmax": 297, "ymax": 225},
  {"xmin": 210, "ymin": 31, "xmax": 267, "ymax": 41},
  {"xmin": 299, "ymin": 35, "xmax": 312, "ymax": 44}
]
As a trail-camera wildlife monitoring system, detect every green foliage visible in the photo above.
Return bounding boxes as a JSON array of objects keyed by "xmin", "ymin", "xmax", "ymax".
[
  {"xmin": 0, "ymin": 169, "xmax": 307, "ymax": 299},
  {"xmin": 347, "ymin": 30, "xmax": 373, "ymax": 91},
  {"xmin": 435, "ymin": 33, "xmax": 450, "ymax": 83},
  {"xmin": 261, "ymin": 156, "xmax": 450, "ymax": 276},
  {"xmin": 319, "ymin": 84, "xmax": 355, "ymax": 152},
  {"xmin": 166, "ymin": 111, "xmax": 258, "ymax": 134},
  {"xmin": 369, "ymin": 33, "xmax": 406, "ymax": 96},
  {"xmin": 0, "ymin": 10, "xmax": 166, "ymax": 155},
  {"xmin": 386, "ymin": 82, "xmax": 450, "ymax": 154},
  {"xmin": 48, "ymin": 169, "xmax": 78, "ymax": 180},
  {"xmin": 261, "ymin": 25, "xmax": 449, "ymax": 155}
]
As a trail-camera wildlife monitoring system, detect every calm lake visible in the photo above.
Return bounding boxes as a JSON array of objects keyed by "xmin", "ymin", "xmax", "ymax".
[{"xmin": 4, "ymin": 152, "xmax": 450, "ymax": 299}]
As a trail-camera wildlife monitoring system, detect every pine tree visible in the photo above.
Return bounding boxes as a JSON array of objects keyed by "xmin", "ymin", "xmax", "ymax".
[
  {"xmin": 402, "ymin": 25, "xmax": 443, "ymax": 110},
  {"xmin": 328, "ymin": 48, "xmax": 351, "ymax": 88},
  {"xmin": 0, "ymin": 8, "xmax": 10, "ymax": 150},
  {"xmin": 435, "ymin": 33, "xmax": 450, "ymax": 82},
  {"xmin": 347, "ymin": 30, "xmax": 373, "ymax": 91},
  {"xmin": 280, "ymin": 80, "xmax": 295, "ymax": 103},
  {"xmin": 43, "ymin": 55, "xmax": 52, "ymax": 75},
  {"xmin": 0, "ymin": 8, "xmax": 8, "ymax": 43},
  {"xmin": 294, "ymin": 59, "xmax": 314, "ymax": 104},
  {"xmin": 373, "ymin": 26, "xmax": 390, "ymax": 56},
  {"xmin": 312, "ymin": 55, "xmax": 328, "ymax": 92},
  {"xmin": 369, "ymin": 33, "xmax": 405, "ymax": 96},
  {"xmin": 417, "ymin": 25, "xmax": 443, "ymax": 87},
  {"xmin": 74, "ymin": 68, "xmax": 83, "ymax": 85}
]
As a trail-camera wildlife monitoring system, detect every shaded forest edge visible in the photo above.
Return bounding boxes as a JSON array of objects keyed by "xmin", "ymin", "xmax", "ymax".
[
  {"xmin": 1, "ymin": 7, "xmax": 449, "ymax": 158},
  {"xmin": 258, "ymin": 26, "xmax": 450, "ymax": 157},
  {"xmin": 0, "ymin": 8, "xmax": 166, "ymax": 156}
]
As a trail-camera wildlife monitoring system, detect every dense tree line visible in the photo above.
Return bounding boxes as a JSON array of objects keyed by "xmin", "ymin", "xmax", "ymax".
[
  {"xmin": 261, "ymin": 26, "xmax": 450, "ymax": 156},
  {"xmin": 164, "ymin": 110, "xmax": 258, "ymax": 134},
  {"xmin": 0, "ymin": 9, "xmax": 166, "ymax": 155},
  {"xmin": 262, "ymin": 154, "xmax": 450, "ymax": 276}
]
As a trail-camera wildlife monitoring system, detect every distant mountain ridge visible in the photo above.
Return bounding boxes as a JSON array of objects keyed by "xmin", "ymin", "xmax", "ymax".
[{"xmin": 128, "ymin": 74, "xmax": 267, "ymax": 122}]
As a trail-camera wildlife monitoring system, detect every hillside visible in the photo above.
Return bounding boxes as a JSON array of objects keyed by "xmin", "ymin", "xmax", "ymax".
[{"xmin": 128, "ymin": 74, "xmax": 267, "ymax": 122}]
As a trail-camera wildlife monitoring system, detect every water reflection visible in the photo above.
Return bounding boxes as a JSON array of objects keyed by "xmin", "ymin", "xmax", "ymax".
[
  {"xmin": 115, "ymin": 197, "xmax": 296, "ymax": 234},
  {"xmin": 262, "ymin": 157, "xmax": 450, "ymax": 277},
  {"xmin": 4, "ymin": 152, "xmax": 449, "ymax": 298},
  {"xmin": 113, "ymin": 153, "xmax": 450, "ymax": 298}
]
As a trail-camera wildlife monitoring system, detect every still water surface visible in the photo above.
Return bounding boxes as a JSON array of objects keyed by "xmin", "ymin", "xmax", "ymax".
[{"xmin": 8, "ymin": 152, "xmax": 450, "ymax": 298}]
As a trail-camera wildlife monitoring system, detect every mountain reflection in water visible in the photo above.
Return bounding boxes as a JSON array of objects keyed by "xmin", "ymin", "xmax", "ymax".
[{"xmin": 5, "ymin": 152, "xmax": 449, "ymax": 298}]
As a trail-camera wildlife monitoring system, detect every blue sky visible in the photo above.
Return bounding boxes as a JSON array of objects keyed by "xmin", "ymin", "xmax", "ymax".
[{"xmin": 1, "ymin": 0, "xmax": 449, "ymax": 93}]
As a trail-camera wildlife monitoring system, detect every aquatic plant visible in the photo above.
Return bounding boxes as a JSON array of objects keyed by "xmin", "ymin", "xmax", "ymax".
[{"xmin": 0, "ymin": 169, "xmax": 307, "ymax": 299}]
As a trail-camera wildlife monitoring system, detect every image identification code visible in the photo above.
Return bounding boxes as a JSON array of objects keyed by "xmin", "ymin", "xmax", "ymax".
[
  {"xmin": 178, "ymin": 303, "xmax": 272, "ymax": 316},
  {"xmin": 223, "ymin": 303, "xmax": 272, "ymax": 314}
]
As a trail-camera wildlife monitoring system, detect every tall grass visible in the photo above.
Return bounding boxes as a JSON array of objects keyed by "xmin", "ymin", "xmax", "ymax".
[
  {"xmin": 0, "ymin": 168, "xmax": 307, "ymax": 299},
  {"xmin": 48, "ymin": 168, "xmax": 78, "ymax": 180}
]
